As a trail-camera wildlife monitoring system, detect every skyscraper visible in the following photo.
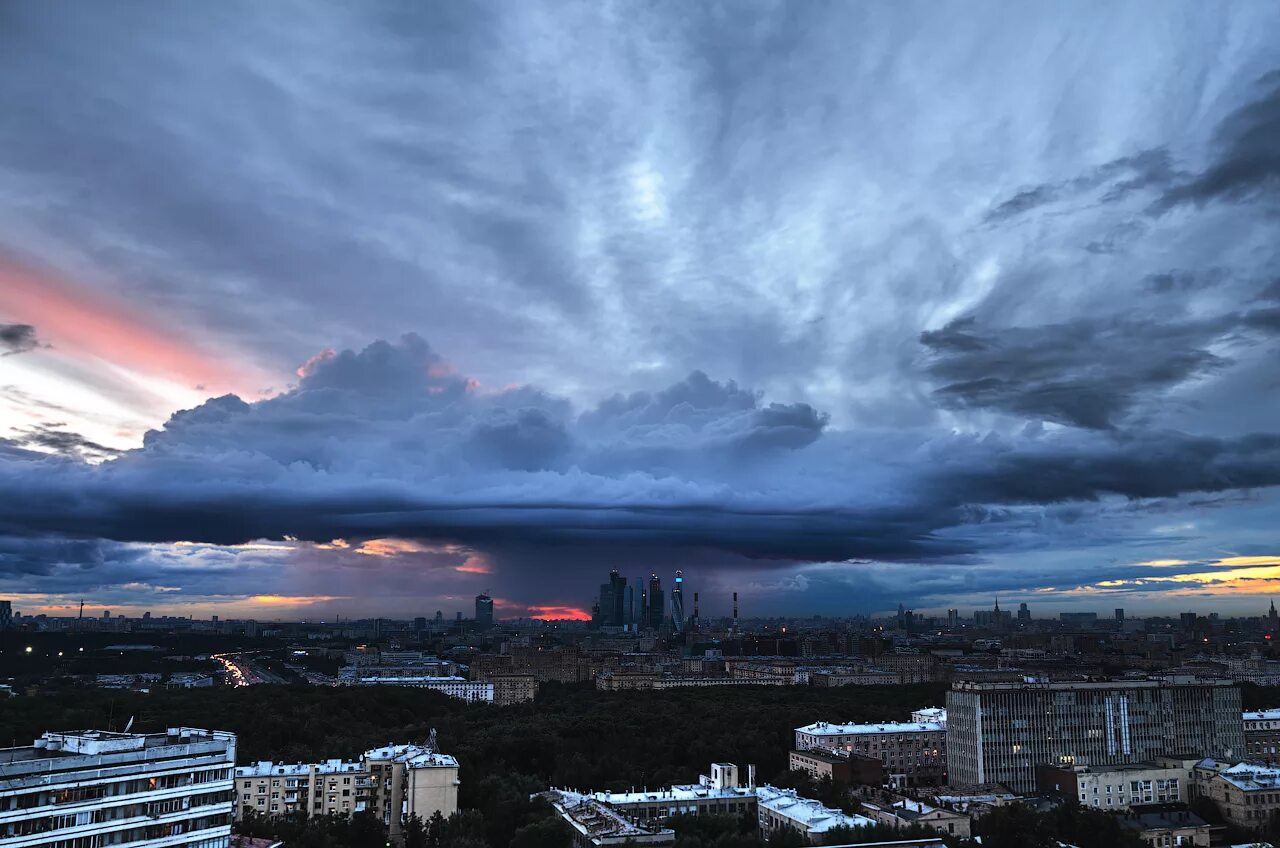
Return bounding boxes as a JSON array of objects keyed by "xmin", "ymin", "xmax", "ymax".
[
  {"xmin": 671, "ymin": 571, "xmax": 685, "ymax": 632},
  {"xmin": 475, "ymin": 593, "xmax": 494, "ymax": 630},
  {"xmin": 1017, "ymin": 602, "xmax": 1030, "ymax": 623},
  {"xmin": 646, "ymin": 573, "xmax": 664, "ymax": 631},
  {"xmin": 0, "ymin": 600, "xmax": 11, "ymax": 631},
  {"xmin": 597, "ymin": 569, "xmax": 629, "ymax": 627}
]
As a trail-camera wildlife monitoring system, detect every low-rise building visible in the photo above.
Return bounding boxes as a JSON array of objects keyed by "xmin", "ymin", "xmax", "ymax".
[
  {"xmin": 860, "ymin": 797, "xmax": 971, "ymax": 839},
  {"xmin": 756, "ymin": 785, "xmax": 876, "ymax": 844},
  {"xmin": 810, "ymin": 668, "xmax": 900, "ymax": 687},
  {"xmin": 795, "ymin": 721, "xmax": 946, "ymax": 786},
  {"xmin": 789, "ymin": 748, "xmax": 885, "ymax": 786},
  {"xmin": 542, "ymin": 790, "xmax": 675, "ymax": 846},
  {"xmin": 1192, "ymin": 759, "xmax": 1280, "ymax": 832},
  {"xmin": 0, "ymin": 727, "xmax": 237, "ymax": 848},
  {"xmin": 235, "ymin": 741, "xmax": 458, "ymax": 841},
  {"xmin": 1035, "ymin": 760, "xmax": 1189, "ymax": 810},
  {"xmin": 573, "ymin": 763, "xmax": 758, "ymax": 822},
  {"xmin": 1119, "ymin": 807, "xmax": 1211, "ymax": 847},
  {"xmin": 1245, "ymin": 709, "xmax": 1280, "ymax": 763}
]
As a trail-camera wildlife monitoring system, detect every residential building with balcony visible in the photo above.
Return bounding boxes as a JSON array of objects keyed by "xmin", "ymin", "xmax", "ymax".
[
  {"xmin": 0, "ymin": 727, "xmax": 237, "ymax": 848},
  {"xmin": 235, "ymin": 742, "xmax": 458, "ymax": 842}
]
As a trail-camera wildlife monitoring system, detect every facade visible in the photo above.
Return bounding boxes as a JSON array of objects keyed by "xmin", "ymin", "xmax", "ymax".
[
  {"xmin": 486, "ymin": 673, "xmax": 538, "ymax": 706},
  {"xmin": 1035, "ymin": 760, "xmax": 1189, "ymax": 810},
  {"xmin": 1192, "ymin": 759, "xmax": 1280, "ymax": 832},
  {"xmin": 1244, "ymin": 709, "xmax": 1280, "ymax": 763},
  {"xmin": 236, "ymin": 742, "xmax": 458, "ymax": 841},
  {"xmin": 794, "ymin": 721, "xmax": 947, "ymax": 786},
  {"xmin": 789, "ymin": 748, "xmax": 885, "ymax": 786},
  {"xmin": 1119, "ymin": 808, "xmax": 1211, "ymax": 847},
  {"xmin": 1, "ymin": 727, "xmax": 237, "ymax": 848},
  {"xmin": 860, "ymin": 798, "xmax": 971, "ymax": 839},
  {"xmin": 946, "ymin": 677, "xmax": 1243, "ymax": 792},
  {"xmin": 810, "ymin": 668, "xmax": 899, "ymax": 687},
  {"xmin": 755, "ymin": 785, "xmax": 875, "ymax": 844},
  {"xmin": 344, "ymin": 674, "xmax": 494, "ymax": 702},
  {"xmin": 474, "ymin": 594, "xmax": 494, "ymax": 630}
]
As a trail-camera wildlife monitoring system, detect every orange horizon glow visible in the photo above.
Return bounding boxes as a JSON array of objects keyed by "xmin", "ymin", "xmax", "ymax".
[
  {"xmin": 526, "ymin": 605, "xmax": 591, "ymax": 621},
  {"xmin": 248, "ymin": 595, "xmax": 346, "ymax": 606}
]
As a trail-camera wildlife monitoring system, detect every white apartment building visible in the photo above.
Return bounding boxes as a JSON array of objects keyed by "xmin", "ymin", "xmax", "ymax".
[
  {"xmin": 0, "ymin": 727, "xmax": 237, "ymax": 848},
  {"xmin": 755, "ymin": 785, "xmax": 875, "ymax": 844},
  {"xmin": 236, "ymin": 742, "xmax": 458, "ymax": 842},
  {"xmin": 344, "ymin": 675, "xmax": 494, "ymax": 703}
]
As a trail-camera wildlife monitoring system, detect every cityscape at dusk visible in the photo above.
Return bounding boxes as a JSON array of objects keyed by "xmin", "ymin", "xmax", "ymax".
[{"xmin": 3, "ymin": 4, "xmax": 1280, "ymax": 847}]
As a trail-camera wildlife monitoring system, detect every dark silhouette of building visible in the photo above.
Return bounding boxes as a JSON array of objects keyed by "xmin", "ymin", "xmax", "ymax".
[
  {"xmin": 596, "ymin": 569, "xmax": 629, "ymax": 628},
  {"xmin": 475, "ymin": 593, "xmax": 494, "ymax": 630},
  {"xmin": 646, "ymin": 573, "xmax": 664, "ymax": 631},
  {"xmin": 672, "ymin": 571, "xmax": 685, "ymax": 632}
]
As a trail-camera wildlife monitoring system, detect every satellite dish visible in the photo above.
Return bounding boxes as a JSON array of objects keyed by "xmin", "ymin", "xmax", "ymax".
[{"xmin": 124, "ymin": 716, "xmax": 135, "ymax": 733}]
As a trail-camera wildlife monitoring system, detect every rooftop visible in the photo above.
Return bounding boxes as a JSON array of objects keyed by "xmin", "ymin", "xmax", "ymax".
[
  {"xmin": 796, "ymin": 721, "xmax": 944, "ymax": 735},
  {"xmin": 756, "ymin": 785, "xmax": 876, "ymax": 833},
  {"xmin": 1216, "ymin": 762, "xmax": 1280, "ymax": 791},
  {"xmin": 1245, "ymin": 709, "xmax": 1280, "ymax": 721}
]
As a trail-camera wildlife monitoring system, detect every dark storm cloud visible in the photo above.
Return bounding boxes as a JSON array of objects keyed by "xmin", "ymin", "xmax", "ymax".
[
  {"xmin": 12, "ymin": 424, "xmax": 121, "ymax": 460},
  {"xmin": 0, "ymin": 323, "xmax": 42, "ymax": 355},
  {"xmin": 920, "ymin": 315, "xmax": 1232, "ymax": 429},
  {"xmin": 4, "ymin": 335, "xmax": 1280, "ymax": 582},
  {"xmin": 1157, "ymin": 71, "xmax": 1280, "ymax": 210},
  {"xmin": 984, "ymin": 149, "xmax": 1181, "ymax": 223}
]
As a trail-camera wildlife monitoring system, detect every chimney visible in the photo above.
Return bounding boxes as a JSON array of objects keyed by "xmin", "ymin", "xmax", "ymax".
[{"xmin": 747, "ymin": 764, "xmax": 756, "ymax": 789}]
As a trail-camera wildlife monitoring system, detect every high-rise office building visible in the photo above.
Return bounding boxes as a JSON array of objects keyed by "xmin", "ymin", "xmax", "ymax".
[
  {"xmin": 646, "ymin": 573, "xmax": 664, "ymax": 631},
  {"xmin": 475, "ymin": 594, "xmax": 494, "ymax": 630},
  {"xmin": 0, "ymin": 599, "xmax": 11, "ymax": 630},
  {"xmin": 1115, "ymin": 608, "xmax": 1126, "ymax": 625},
  {"xmin": 947, "ymin": 608, "xmax": 959, "ymax": 629},
  {"xmin": 596, "ymin": 569, "xmax": 629, "ymax": 628},
  {"xmin": 1017, "ymin": 602, "xmax": 1031, "ymax": 623},
  {"xmin": 947, "ymin": 677, "xmax": 1243, "ymax": 792},
  {"xmin": 671, "ymin": 571, "xmax": 685, "ymax": 633},
  {"xmin": 1, "ymin": 727, "xmax": 237, "ymax": 846}
]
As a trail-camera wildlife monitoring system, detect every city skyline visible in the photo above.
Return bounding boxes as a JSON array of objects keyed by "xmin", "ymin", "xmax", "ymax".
[{"xmin": 4, "ymin": 3, "xmax": 1280, "ymax": 620}]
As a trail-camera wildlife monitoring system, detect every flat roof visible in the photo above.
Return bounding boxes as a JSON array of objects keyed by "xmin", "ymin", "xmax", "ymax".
[{"xmin": 796, "ymin": 721, "xmax": 944, "ymax": 735}]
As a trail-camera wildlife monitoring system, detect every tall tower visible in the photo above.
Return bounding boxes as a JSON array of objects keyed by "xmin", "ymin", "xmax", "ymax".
[
  {"xmin": 731, "ymin": 591, "xmax": 739, "ymax": 636},
  {"xmin": 647, "ymin": 573, "xmax": 664, "ymax": 631},
  {"xmin": 671, "ymin": 571, "xmax": 685, "ymax": 633},
  {"xmin": 692, "ymin": 592, "xmax": 700, "ymax": 633},
  {"xmin": 475, "ymin": 593, "xmax": 494, "ymax": 630}
]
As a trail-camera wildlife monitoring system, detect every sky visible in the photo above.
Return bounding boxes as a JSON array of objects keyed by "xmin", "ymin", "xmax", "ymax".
[{"xmin": 3, "ymin": 1, "xmax": 1280, "ymax": 622}]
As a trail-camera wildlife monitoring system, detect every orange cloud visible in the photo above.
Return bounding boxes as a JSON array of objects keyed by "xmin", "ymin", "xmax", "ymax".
[
  {"xmin": 248, "ymin": 595, "xmax": 345, "ymax": 606},
  {"xmin": 456, "ymin": 554, "xmax": 492, "ymax": 574},
  {"xmin": 526, "ymin": 605, "xmax": 591, "ymax": 621}
]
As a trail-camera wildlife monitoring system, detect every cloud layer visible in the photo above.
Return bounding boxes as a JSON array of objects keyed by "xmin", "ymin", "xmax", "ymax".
[{"xmin": 2, "ymin": 2, "xmax": 1280, "ymax": 615}]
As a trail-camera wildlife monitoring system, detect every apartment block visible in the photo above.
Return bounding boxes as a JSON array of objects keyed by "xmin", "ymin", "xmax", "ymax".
[
  {"xmin": 755, "ymin": 786, "xmax": 875, "ymax": 844},
  {"xmin": 794, "ymin": 720, "xmax": 946, "ymax": 786},
  {"xmin": 1244, "ymin": 708, "xmax": 1280, "ymax": 763},
  {"xmin": 946, "ymin": 677, "xmax": 1243, "ymax": 792},
  {"xmin": 788, "ymin": 748, "xmax": 885, "ymax": 786},
  {"xmin": 572, "ymin": 763, "xmax": 758, "ymax": 823},
  {"xmin": 1035, "ymin": 760, "xmax": 1191, "ymax": 810},
  {"xmin": 1192, "ymin": 759, "xmax": 1280, "ymax": 832},
  {"xmin": 235, "ymin": 743, "xmax": 458, "ymax": 841},
  {"xmin": 1, "ymin": 727, "xmax": 236, "ymax": 848}
]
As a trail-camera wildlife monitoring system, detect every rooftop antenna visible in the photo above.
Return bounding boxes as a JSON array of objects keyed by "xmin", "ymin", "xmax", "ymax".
[{"xmin": 427, "ymin": 728, "xmax": 438, "ymax": 751}]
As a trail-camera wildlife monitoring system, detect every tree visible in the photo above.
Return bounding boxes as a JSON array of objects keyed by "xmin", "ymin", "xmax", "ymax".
[{"xmin": 509, "ymin": 815, "xmax": 574, "ymax": 848}]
